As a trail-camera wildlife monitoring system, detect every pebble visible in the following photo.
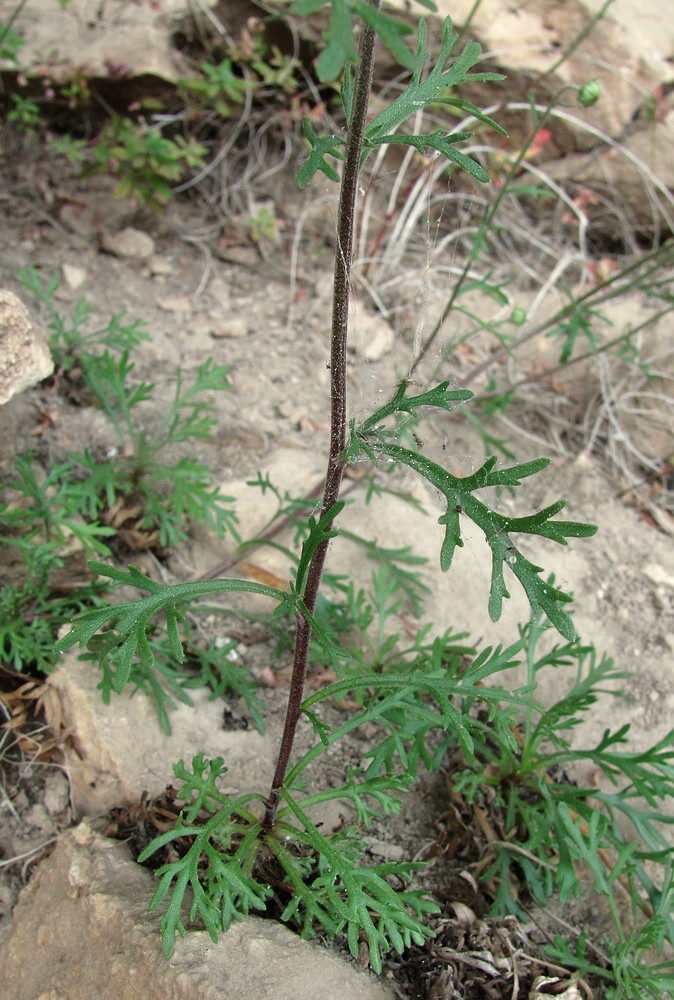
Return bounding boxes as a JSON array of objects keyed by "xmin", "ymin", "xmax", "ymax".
[
  {"xmin": 148, "ymin": 255, "xmax": 173, "ymax": 275},
  {"xmin": 642, "ymin": 563, "xmax": 674, "ymax": 589},
  {"xmin": 349, "ymin": 304, "xmax": 395, "ymax": 361},
  {"xmin": 43, "ymin": 771, "xmax": 71, "ymax": 815},
  {"xmin": 209, "ymin": 316, "xmax": 247, "ymax": 338},
  {"xmin": 207, "ymin": 278, "xmax": 230, "ymax": 305},
  {"xmin": 101, "ymin": 227, "xmax": 155, "ymax": 259},
  {"xmin": 61, "ymin": 263, "xmax": 87, "ymax": 290},
  {"xmin": 216, "ymin": 245, "xmax": 259, "ymax": 268},
  {"xmin": 363, "ymin": 837, "xmax": 404, "ymax": 861},
  {"xmin": 157, "ymin": 294, "xmax": 192, "ymax": 313},
  {"xmin": 24, "ymin": 803, "xmax": 55, "ymax": 833}
]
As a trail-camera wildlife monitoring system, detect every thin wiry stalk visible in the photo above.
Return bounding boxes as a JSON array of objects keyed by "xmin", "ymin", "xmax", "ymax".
[{"xmin": 262, "ymin": 3, "xmax": 381, "ymax": 833}]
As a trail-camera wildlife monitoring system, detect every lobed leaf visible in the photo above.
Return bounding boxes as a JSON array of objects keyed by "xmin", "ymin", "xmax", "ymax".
[
  {"xmin": 277, "ymin": 792, "xmax": 438, "ymax": 973},
  {"xmin": 351, "ymin": 399, "xmax": 597, "ymax": 638},
  {"xmin": 296, "ymin": 119, "xmax": 345, "ymax": 187},
  {"xmin": 55, "ymin": 561, "xmax": 292, "ymax": 695}
]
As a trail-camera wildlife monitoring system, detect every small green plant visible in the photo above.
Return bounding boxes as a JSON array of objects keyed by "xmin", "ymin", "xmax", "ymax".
[
  {"xmin": 84, "ymin": 116, "xmax": 207, "ymax": 208},
  {"xmin": 178, "ymin": 58, "xmax": 251, "ymax": 117},
  {"xmin": 0, "ymin": 451, "xmax": 113, "ymax": 674},
  {"xmin": 452, "ymin": 609, "xmax": 674, "ymax": 996},
  {"xmin": 17, "ymin": 266, "xmax": 150, "ymax": 372},
  {"xmin": 70, "ymin": 351, "xmax": 239, "ymax": 550},
  {"xmin": 247, "ymin": 204, "xmax": 281, "ymax": 244},
  {"xmin": 7, "ymin": 92, "xmax": 41, "ymax": 129},
  {"xmin": 18, "ymin": 270, "xmax": 238, "ymax": 551},
  {"xmin": 55, "ymin": 1, "xmax": 674, "ymax": 993},
  {"xmin": 0, "ymin": 17, "xmax": 24, "ymax": 64},
  {"xmin": 229, "ymin": 16, "xmax": 303, "ymax": 94}
]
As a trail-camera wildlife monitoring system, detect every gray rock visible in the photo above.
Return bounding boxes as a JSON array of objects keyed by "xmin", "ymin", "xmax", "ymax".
[
  {"xmin": 7, "ymin": 0, "xmax": 197, "ymax": 83},
  {"xmin": 149, "ymin": 256, "xmax": 174, "ymax": 275},
  {"xmin": 642, "ymin": 563, "xmax": 674, "ymax": 590},
  {"xmin": 0, "ymin": 823, "xmax": 394, "ymax": 1000}
]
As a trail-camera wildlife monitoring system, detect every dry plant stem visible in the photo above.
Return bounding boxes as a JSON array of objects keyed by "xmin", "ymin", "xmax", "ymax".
[
  {"xmin": 409, "ymin": 90, "xmax": 571, "ymax": 377},
  {"xmin": 459, "ymin": 242, "xmax": 673, "ymax": 392},
  {"xmin": 262, "ymin": 5, "xmax": 380, "ymax": 832}
]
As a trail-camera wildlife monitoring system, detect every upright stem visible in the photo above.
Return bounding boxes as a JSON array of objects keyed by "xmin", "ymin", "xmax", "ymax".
[{"xmin": 262, "ymin": 6, "xmax": 380, "ymax": 832}]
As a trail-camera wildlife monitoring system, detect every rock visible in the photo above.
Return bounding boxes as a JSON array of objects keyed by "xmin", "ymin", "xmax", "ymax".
[
  {"xmin": 23, "ymin": 804, "xmax": 54, "ymax": 833},
  {"xmin": 148, "ymin": 256, "xmax": 174, "ymax": 275},
  {"xmin": 6, "ymin": 0, "xmax": 199, "ymax": 83},
  {"xmin": 58, "ymin": 188, "xmax": 133, "ymax": 240},
  {"xmin": 44, "ymin": 651, "xmax": 274, "ymax": 816},
  {"xmin": 157, "ymin": 293, "xmax": 192, "ymax": 313},
  {"xmin": 61, "ymin": 263, "xmax": 87, "ymax": 290},
  {"xmin": 545, "ymin": 114, "xmax": 674, "ymax": 228},
  {"xmin": 0, "ymin": 823, "xmax": 394, "ymax": 1000},
  {"xmin": 43, "ymin": 772, "xmax": 71, "ymax": 816},
  {"xmin": 350, "ymin": 302, "xmax": 396, "ymax": 362},
  {"xmin": 206, "ymin": 277, "xmax": 231, "ymax": 305},
  {"xmin": 209, "ymin": 315, "xmax": 248, "ymax": 338},
  {"xmin": 0, "ymin": 289, "xmax": 53, "ymax": 405},
  {"xmin": 214, "ymin": 245, "xmax": 259, "ymax": 269},
  {"xmin": 387, "ymin": 0, "xmax": 668, "ymax": 141},
  {"xmin": 101, "ymin": 227, "xmax": 156, "ymax": 260},
  {"xmin": 363, "ymin": 837, "xmax": 405, "ymax": 862},
  {"xmin": 642, "ymin": 563, "xmax": 674, "ymax": 590}
]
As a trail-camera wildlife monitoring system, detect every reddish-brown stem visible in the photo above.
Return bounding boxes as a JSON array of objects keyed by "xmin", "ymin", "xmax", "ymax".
[{"xmin": 262, "ymin": 6, "xmax": 380, "ymax": 832}]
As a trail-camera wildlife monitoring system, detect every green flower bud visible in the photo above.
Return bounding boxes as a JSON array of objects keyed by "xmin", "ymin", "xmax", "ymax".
[
  {"xmin": 510, "ymin": 307, "xmax": 527, "ymax": 326},
  {"xmin": 578, "ymin": 79, "xmax": 601, "ymax": 107}
]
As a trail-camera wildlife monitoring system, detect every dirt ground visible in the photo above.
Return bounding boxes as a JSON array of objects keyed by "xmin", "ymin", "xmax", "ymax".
[{"xmin": 1, "ymin": 126, "xmax": 674, "ymax": 998}]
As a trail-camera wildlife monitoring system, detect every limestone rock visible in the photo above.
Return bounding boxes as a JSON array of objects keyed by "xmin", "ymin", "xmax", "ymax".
[
  {"xmin": 61, "ymin": 263, "xmax": 87, "ymax": 290},
  {"xmin": 157, "ymin": 293, "xmax": 192, "ymax": 312},
  {"xmin": 6, "ymin": 0, "xmax": 205, "ymax": 83},
  {"xmin": 386, "ymin": 0, "xmax": 668, "ymax": 142},
  {"xmin": 349, "ymin": 302, "xmax": 396, "ymax": 362},
  {"xmin": 0, "ymin": 290, "xmax": 53, "ymax": 405},
  {"xmin": 101, "ymin": 227, "xmax": 156, "ymax": 260},
  {"xmin": 208, "ymin": 315, "xmax": 248, "ymax": 338},
  {"xmin": 0, "ymin": 823, "xmax": 394, "ymax": 1000},
  {"xmin": 45, "ymin": 651, "xmax": 274, "ymax": 816}
]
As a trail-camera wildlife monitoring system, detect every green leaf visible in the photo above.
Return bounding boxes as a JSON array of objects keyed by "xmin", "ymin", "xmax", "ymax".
[
  {"xmin": 276, "ymin": 792, "xmax": 438, "ymax": 973},
  {"xmin": 294, "ymin": 500, "xmax": 345, "ymax": 595},
  {"xmin": 316, "ymin": 0, "xmax": 358, "ymax": 82},
  {"xmin": 55, "ymin": 561, "xmax": 293, "ymax": 696},
  {"xmin": 375, "ymin": 130, "xmax": 492, "ymax": 181},
  {"xmin": 296, "ymin": 118, "xmax": 345, "ymax": 187},
  {"xmin": 362, "ymin": 17, "xmax": 506, "ymax": 172},
  {"xmin": 296, "ymin": 15, "xmax": 505, "ymax": 186},
  {"xmin": 359, "ymin": 380, "xmax": 473, "ymax": 433},
  {"xmin": 351, "ymin": 391, "xmax": 597, "ymax": 638},
  {"xmin": 139, "ymin": 760, "xmax": 270, "ymax": 956}
]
